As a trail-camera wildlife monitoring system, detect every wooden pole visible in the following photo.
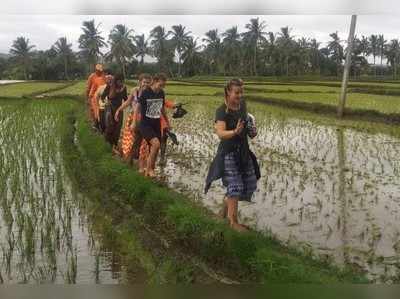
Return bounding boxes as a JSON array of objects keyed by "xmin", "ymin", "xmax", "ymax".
[{"xmin": 337, "ymin": 15, "xmax": 357, "ymax": 118}]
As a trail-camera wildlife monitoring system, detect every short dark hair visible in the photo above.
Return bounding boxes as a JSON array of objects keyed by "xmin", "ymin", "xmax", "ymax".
[
  {"xmin": 153, "ymin": 73, "xmax": 167, "ymax": 82},
  {"xmin": 104, "ymin": 69, "xmax": 113, "ymax": 75}
]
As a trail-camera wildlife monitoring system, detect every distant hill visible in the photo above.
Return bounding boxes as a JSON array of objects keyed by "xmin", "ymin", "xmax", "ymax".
[{"xmin": 0, "ymin": 53, "xmax": 10, "ymax": 59}]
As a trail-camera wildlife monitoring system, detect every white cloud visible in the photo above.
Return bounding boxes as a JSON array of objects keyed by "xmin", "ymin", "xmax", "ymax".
[
  {"xmin": 0, "ymin": 15, "xmax": 399, "ymax": 55},
  {"xmin": 1, "ymin": 0, "xmax": 400, "ymax": 14}
]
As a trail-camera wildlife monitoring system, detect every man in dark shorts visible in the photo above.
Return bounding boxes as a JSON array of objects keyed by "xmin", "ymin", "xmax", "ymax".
[{"xmin": 136, "ymin": 73, "xmax": 169, "ymax": 177}]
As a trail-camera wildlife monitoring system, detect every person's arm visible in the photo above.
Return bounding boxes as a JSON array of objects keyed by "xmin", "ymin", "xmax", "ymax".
[
  {"xmin": 165, "ymin": 99, "xmax": 175, "ymax": 109},
  {"xmin": 131, "ymin": 89, "xmax": 144, "ymax": 130},
  {"xmin": 101, "ymin": 84, "xmax": 110, "ymax": 100},
  {"xmin": 161, "ymin": 106, "xmax": 170, "ymax": 129},
  {"xmin": 86, "ymin": 74, "xmax": 94, "ymax": 99},
  {"xmin": 215, "ymin": 119, "xmax": 244, "ymax": 140},
  {"xmin": 130, "ymin": 103, "xmax": 140, "ymax": 130},
  {"xmin": 115, "ymin": 92, "xmax": 133, "ymax": 121}
]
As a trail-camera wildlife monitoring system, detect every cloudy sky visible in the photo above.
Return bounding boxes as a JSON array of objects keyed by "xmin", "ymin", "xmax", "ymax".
[{"xmin": 1, "ymin": 14, "xmax": 400, "ymax": 57}]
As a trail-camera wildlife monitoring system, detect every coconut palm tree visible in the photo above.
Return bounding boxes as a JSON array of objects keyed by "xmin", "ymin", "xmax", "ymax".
[
  {"xmin": 264, "ymin": 32, "xmax": 280, "ymax": 75},
  {"xmin": 107, "ymin": 24, "xmax": 135, "ymax": 78},
  {"xmin": 328, "ymin": 32, "xmax": 344, "ymax": 76},
  {"xmin": 369, "ymin": 34, "xmax": 379, "ymax": 76},
  {"xmin": 169, "ymin": 25, "xmax": 192, "ymax": 77},
  {"xmin": 78, "ymin": 20, "xmax": 107, "ymax": 73},
  {"xmin": 53, "ymin": 37, "xmax": 73, "ymax": 80},
  {"xmin": 385, "ymin": 39, "xmax": 400, "ymax": 79},
  {"xmin": 276, "ymin": 27, "xmax": 295, "ymax": 76},
  {"xmin": 150, "ymin": 26, "xmax": 173, "ymax": 74},
  {"xmin": 378, "ymin": 34, "xmax": 387, "ymax": 75},
  {"xmin": 222, "ymin": 26, "xmax": 242, "ymax": 75},
  {"xmin": 134, "ymin": 34, "xmax": 150, "ymax": 65},
  {"xmin": 9, "ymin": 37, "xmax": 35, "ymax": 80},
  {"xmin": 359, "ymin": 35, "xmax": 371, "ymax": 58},
  {"xmin": 182, "ymin": 37, "xmax": 203, "ymax": 76},
  {"xmin": 203, "ymin": 29, "xmax": 222, "ymax": 74},
  {"xmin": 243, "ymin": 18, "xmax": 267, "ymax": 76},
  {"xmin": 309, "ymin": 38, "xmax": 321, "ymax": 74}
]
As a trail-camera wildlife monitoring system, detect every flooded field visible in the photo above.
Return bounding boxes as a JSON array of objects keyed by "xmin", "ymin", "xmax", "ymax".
[
  {"xmin": 160, "ymin": 95, "xmax": 400, "ymax": 282},
  {"xmin": 0, "ymin": 99, "xmax": 146, "ymax": 283},
  {"xmin": 2, "ymin": 78, "xmax": 400, "ymax": 283}
]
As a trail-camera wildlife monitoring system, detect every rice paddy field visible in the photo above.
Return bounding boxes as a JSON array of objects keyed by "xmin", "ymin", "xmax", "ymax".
[{"xmin": 1, "ymin": 77, "xmax": 400, "ymax": 283}]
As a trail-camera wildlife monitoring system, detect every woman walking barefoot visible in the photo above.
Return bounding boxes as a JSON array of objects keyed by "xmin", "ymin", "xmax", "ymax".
[
  {"xmin": 205, "ymin": 79, "xmax": 260, "ymax": 232},
  {"xmin": 136, "ymin": 73, "xmax": 169, "ymax": 178},
  {"xmin": 101, "ymin": 74, "xmax": 128, "ymax": 155},
  {"xmin": 115, "ymin": 73, "xmax": 152, "ymax": 163}
]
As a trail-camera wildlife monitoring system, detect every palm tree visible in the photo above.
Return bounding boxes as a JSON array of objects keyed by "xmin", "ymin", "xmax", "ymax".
[
  {"xmin": 264, "ymin": 32, "xmax": 280, "ymax": 75},
  {"xmin": 222, "ymin": 26, "xmax": 242, "ymax": 75},
  {"xmin": 378, "ymin": 34, "xmax": 387, "ymax": 75},
  {"xmin": 203, "ymin": 29, "xmax": 222, "ymax": 74},
  {"xmin": 359, "ymin": 35, "xmax": 371, "ymax": 58},
  {"xmin": 369, "ymin": 34, "xmax": 379, "ymax": 76},
  {"xmin": 78, "ymin": 20, "xmax": 107, "ymax": 73},
  {"xmin": 309, "ymin": 38, "xmax": 321, "ymax": 74},
  {"xmin": 107, "ymin": 24, "xmax": 135, "ymax": 78},
  {"xmin": 53, "ymin": 37, "xmax": 73, "ymax": 80},
  {"xmin": 328, "ymin": 32, "xmax": 344, "ymax": 76},
  {"xmin": 9, "ymin": 37, "xmax": 35, "ymax": 80},
  {"xmin": 276, "ymin": 27, "xmax": 295, "ymax": 76},
  {"xmin": 182, "ymin": 37, "xmax": 203, "ymax": 76},
  {"xmin": 385, "ymin": 39, "xmax": 400, "ymax": 79},
  {"xmin": 243, "ymin": 18, "xmax": 267, "ymax": 76},
  {"xmin": 150, "ymin": 26, "xmax": 173, "ymax": 74},
  {"xmin": 169, "ymin": 25, "xmax": 192, "ymax": 77},
  {"xmin": 296, "ymin": 37, "xmax": 312, "ymax": 75},
  {"xmin": 134, "ymin": 34, "xmax": 150, "ymax": 65}
]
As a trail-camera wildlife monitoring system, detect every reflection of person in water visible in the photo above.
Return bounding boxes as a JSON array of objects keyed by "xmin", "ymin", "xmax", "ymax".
[{"xmin": 205, "ymin": 79, "xmax": 260, "ymax": 232}]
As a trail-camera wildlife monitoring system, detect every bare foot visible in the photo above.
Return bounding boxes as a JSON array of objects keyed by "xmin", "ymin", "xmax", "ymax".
[
  {"xmin": 112, "ymin": 146, "xmax": 120, "ymax": 156},
  {"xmin": 147, "ymin": 170, "xmax": 156, "ymax": 178},
  {"xmin": 218, "ymin": 205, "xmax": 227, "ymax": 219},
  {"xmin": 138, "ymin": 168, "xmax": 145, "ymax": 175},
  {"xmin": 230, "ymin": 223, "xmax": 249, "ymax": 232}
]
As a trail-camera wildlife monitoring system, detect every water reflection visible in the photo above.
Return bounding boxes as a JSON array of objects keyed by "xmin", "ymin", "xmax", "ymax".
[
  {"xmin": 0, "ymin": 101, "xmax": 144, "ymax": 283},
  {"xmin": 160, "ymin": 99, "xmax": 400, "ymax": 282}
]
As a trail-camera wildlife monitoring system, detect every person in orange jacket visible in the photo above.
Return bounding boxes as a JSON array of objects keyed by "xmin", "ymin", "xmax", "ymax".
[{"xmin": 86, "ymin": 64, "xmax": 106, "ymax": 129}]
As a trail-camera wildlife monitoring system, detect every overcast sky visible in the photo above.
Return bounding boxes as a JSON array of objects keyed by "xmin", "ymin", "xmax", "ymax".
[{"xmin": 1, "ymin": 15, "xmax": 400, "ymax": 56}]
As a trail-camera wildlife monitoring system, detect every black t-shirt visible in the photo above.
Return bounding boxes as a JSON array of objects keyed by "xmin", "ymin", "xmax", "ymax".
[
  {"xmin": 102, "ymin": 85, "xmax": 128, "ymax": 108},
  {"xmin": 215, "ymin": 102, "xmax": 249, "ymax": 154},
  {"xmin": 139, "ymin": 87, "xmax": 165, "ymax": 128}
]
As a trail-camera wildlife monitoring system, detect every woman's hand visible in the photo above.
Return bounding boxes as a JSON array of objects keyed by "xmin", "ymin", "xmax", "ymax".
[
  {"xmin": 233, "ymin": 119, "xmax": 245, "ymax": 135},
  {"xmin": 130, "ymin": 121, "xmax": 136, "ymax": 131},
  {"xmin": 114, "ymin": 110, "xmax": 120, "ymax": 122}
]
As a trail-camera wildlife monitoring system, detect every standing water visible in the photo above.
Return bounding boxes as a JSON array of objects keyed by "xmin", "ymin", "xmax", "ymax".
[
  {"xmin": 0, "ymin": 99, "xmax": 146, "ymax": 283},
  {"xmin": 160, "ymin": 96, "xmax": 400, "ymax": 282}
]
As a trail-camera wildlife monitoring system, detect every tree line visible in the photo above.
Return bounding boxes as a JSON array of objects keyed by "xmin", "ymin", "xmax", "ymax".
[{"xmin": 1, "ymin": 18, "xmax": 400, "ymax": 80}]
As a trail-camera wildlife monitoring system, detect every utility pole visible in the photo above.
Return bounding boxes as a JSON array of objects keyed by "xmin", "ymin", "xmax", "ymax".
[{"xmin": 337, "ymin": 15, "xmax": 357, "ymax": 118}]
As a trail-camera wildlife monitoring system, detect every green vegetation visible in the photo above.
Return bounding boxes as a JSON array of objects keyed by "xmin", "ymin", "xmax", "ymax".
[
  {"xmin": 0, "ymin": 81, "xmax": 71, "ymax": 98},
  {"xmin": 2, "ymin": 18, "xmax": 400, "ymax": 80},
  {"xmin": 4, "ymin": 76, "xmax": 400, "ymax": 282},
  {"xmin": 66, "ymin": 101, "xmax": 365, "ymax": 283}
]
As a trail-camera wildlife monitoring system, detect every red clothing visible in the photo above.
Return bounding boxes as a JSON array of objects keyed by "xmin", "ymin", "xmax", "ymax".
[{"xmin": 87, "ymin": 72, "xmax": 106, "ymax": 121}]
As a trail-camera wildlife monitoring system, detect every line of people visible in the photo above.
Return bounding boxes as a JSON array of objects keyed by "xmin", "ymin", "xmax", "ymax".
[
  {"xmin": 86, "ymin": 64, "xmax": 184, "ymax": 177},
  {"xmin": 87, "ymin": 65, "xmax": 260, "ymax": 232}
]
